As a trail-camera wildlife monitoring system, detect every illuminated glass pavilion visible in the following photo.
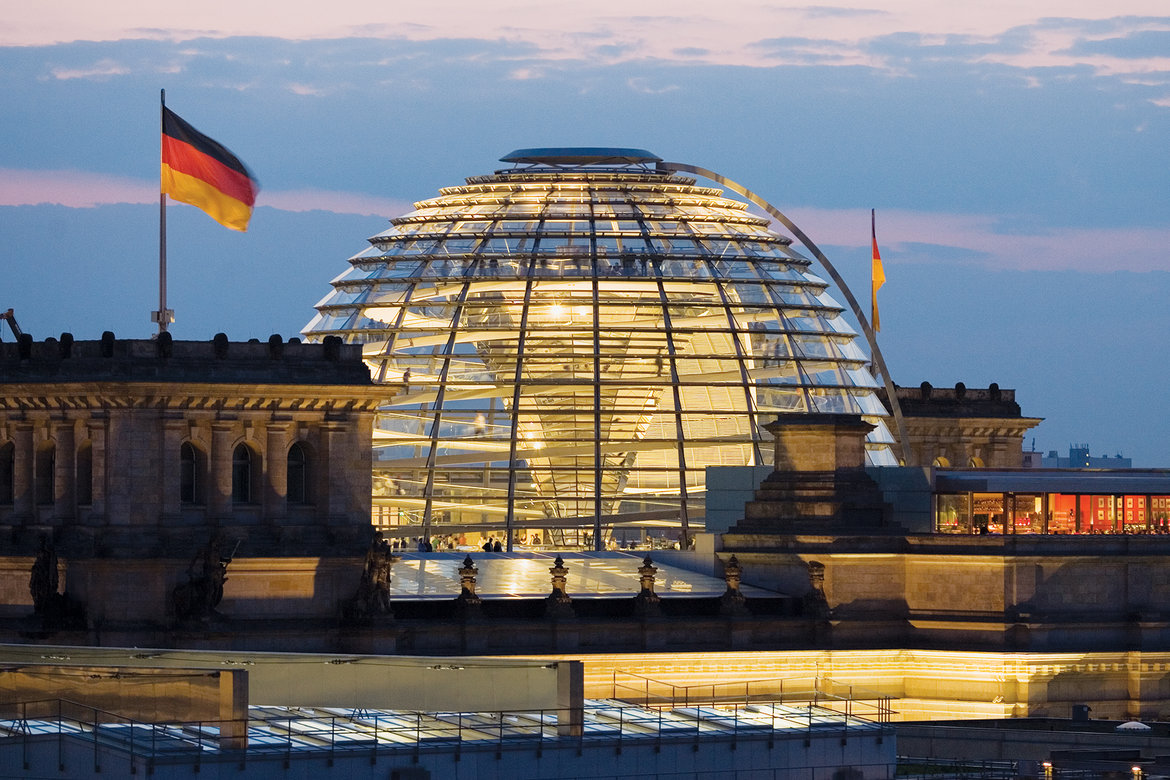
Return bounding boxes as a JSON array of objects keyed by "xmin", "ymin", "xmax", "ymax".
[{"xmin": 304, "ymin": 148, "xmax": 898, "ymax": 549}]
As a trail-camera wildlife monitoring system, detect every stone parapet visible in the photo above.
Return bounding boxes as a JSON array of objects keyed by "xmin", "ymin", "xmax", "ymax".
[
  {"xmin": 0, "ymin": 333, "xmax": 370, "ymax": 386},
  {"xmin": 719, "ymin": 533, "xmax": 1170, "ymax": 653}
]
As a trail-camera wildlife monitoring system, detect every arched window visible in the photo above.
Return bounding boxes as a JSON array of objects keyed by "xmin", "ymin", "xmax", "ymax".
[
  {"xmin": 76, "ymin": 442, "xmax": 93, "ymax": 506},
  {"xmin": 35, "ymin": 442, "xmax": 55, "ymax": 505},
  {"xmin": 968, "ymin": 456, "xmax": 986, "ymax": 468},
  {"xmin": 932, "ymin": 456, "xmax": 952, "ymax": 468},
  {"xmin": 180, "ymin": 442, "xmax": 204, "ymax": 505},
  {"xmin": 287, "ymin": 442, "xmax": 309, "ymax": 505},
  {"xmin": 0, "ymin": 442, "xmax": 13, "ymax": 505},
  {"xmin": 232, "ymin": 443, "xmax": 257, "ymax": 504}
]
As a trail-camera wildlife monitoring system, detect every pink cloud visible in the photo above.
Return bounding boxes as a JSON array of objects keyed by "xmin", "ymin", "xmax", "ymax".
[
  {"xmin": 778, "ymin": 206, "xmax": 1170, "ymax": 273},
  {"xmin": 0, "ymin": 168, "xmax": 412, "ymax": 218},
  {"xmin": 0, "ymin": 168, "xmax": 1163, "ymax": 273},
  {"xmin": 0, "ymin": 168, "xmax": 154, "ymax": 207},
  {"xmin": 260, "ymin": 189, "xmax": 413, "ymax": 218},
  {"xmin": 49, "ymin": 58, "xmax": 130, "ymax": 80},
  {"xmin": 4, "ymin": 1, "xmax": 1168, "ymax": 77}
]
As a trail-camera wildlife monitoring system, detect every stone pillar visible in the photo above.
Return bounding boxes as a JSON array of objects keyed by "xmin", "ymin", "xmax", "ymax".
[
  {"xmin": 12, "ymin": 423, "xmax": 33, "ymax": 519},
  {"xmin": 320, "ymin": 424, "xmax": 346, "ymax": 519},
  {"xmin": 766, "ymin": 412, "xmax": 873, "ymax": 472},
  {"xmin": 161, "ymin": 418, "xmax": 186, "ymax": 519},
  {"xmin": 218, "ymin": 669, "xmax": 249, "ymax": 751},
  {"xmin": 732, "ymin": 413, "xmax": 889, "ymax": 534},
  {"xmin": 556, "ymin": 660, "xmax": 584, "ymax": 737},
  {"xmin": 53, "ymin": 422, "xmax": 75, "ymax": 522},
  {"xmin": 210, "ymin": 422, "xmax": 234, "ymax": 519},
  {"xmin": 264, "ymin": 423, "xmax": 289, "ymax": 521},
  {"xmin": 86, "ymin": 420, "xmax": 107, "ymax": 519}
]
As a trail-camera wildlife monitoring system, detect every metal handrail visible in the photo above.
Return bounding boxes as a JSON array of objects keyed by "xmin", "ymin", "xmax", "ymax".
[
  {"xmin": 609, "ymin": 670, "xmax": 898, "ymax": 722},
  {"xmin": 0, "ymin": 696, "xmax": 890, "ymax": 767}
]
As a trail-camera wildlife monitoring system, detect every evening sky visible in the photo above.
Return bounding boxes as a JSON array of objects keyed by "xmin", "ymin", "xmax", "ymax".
[{"xmin": 1, "ymin": 1, "xmax": 1167, "ymax": 463}]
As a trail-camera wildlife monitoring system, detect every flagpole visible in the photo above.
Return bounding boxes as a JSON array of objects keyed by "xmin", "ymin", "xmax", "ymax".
[
  {"xmin": 658, "ymin": 161, "xmax": 914, "ymax": 465},
  {"xmin": 153, "ymin": 88, "xmax": 173, "ymax": 335},
  {"xmin": 871, "ymin": 208, "xmax": 882, "ymax": 333}
]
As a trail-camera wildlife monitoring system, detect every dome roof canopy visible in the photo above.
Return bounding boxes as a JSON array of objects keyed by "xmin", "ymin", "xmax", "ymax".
[
  {"xmin": 305, "ymin": 152, "xmax": 897, "ymax": 548},
  {"xmin": 500, "ymin": 147, "xmax": 663, "ymax": 166}
]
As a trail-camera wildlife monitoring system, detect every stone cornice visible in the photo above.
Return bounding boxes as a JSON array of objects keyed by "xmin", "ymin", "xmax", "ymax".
[
  {"xmin": 0, "ymin": 382, "xmax": 386, "ymax": 415},
  {"xmin": 902, "ymin": 416, "xmax": 1043, "ymax": 438}
]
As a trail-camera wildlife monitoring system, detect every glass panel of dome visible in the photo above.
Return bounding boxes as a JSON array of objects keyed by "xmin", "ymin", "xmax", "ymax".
[
  {"xmin": 787, "ymin": 315, "xmax": 839, "ymax": 334},
  {"xmin": 854, "ymin": 392, "xmax": 888, "ymax": 414},
  {"xmin": 791, "ymin": 335, "xmax": 839, "ymax": 359},
  {"xmin": 817, "ymin": 389, "xmax": 864, "ymax": 413},
  {"xmin": 805, "ymin": 366, "xmax": 847, "ymax": 385},
  {"xmin": 756, "ymin": 388, "xmax": 808, "ymax": 412},
  {"xmin": 306, "ymin": 151, "xmax": 899, "ymax": 547},
  {"xmin": 772, "ymin": 289, "xmax": 819, "ymax": 307},
  {"xmin": 843, "ymin": 365, "xmax": 880, "ymax": 385}
]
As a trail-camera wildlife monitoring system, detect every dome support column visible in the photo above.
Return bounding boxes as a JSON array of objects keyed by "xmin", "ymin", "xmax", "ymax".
[{"xmin": 659, "ymin": 161, "xmax": 912, "ymax": 465}]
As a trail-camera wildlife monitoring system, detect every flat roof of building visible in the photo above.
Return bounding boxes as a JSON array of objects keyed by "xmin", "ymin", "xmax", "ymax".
[{"xmin": 935, "ymin": 469, "xmax": 1170, "ymax": 494}]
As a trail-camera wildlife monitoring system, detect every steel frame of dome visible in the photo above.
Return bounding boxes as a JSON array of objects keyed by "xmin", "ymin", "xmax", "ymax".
[{"xmin": 304, "ymin": 149, "xmax": 900, "ymax": 550}]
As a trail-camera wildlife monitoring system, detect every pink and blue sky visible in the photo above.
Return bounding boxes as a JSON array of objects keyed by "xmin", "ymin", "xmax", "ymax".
[{"xmin": 1, "ymin": 1, "xmax": 1168, "ymax": 462}]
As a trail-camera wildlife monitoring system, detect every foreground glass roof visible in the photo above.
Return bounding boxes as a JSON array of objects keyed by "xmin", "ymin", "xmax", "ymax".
[
  {"xmin": 304, "ymin": 150, "xmax": 897, "ymax": 548},
  {"xmin": 2, "ymin": 701, "xmax": 882, "ymax": 761}
]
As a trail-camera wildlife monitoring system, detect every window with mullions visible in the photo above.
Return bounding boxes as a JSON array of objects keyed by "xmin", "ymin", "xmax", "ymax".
[
  {"xmin": 232, "ymin": 444, "xmax": 258, "ymax": 504},
  {"xmin": 35, "ymin": 443, "xmax": 55, "ymax": 505},
  {"xmin": 180, "ymin": 442, "xmax": 205, "ymax": 505},
  {"xmin": 288, "ymin": 443, "xmax": 310, "ymax": 505}
]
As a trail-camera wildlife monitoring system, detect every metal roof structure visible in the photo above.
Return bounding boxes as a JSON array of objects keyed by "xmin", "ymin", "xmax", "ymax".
[
  {"xmin": 499, "ymin": 147, "xmax": 663, "ymax": 166},
  {"xmin": 304, "ymin": 148, "xmax": 898, "ymax": 549},
  {"xmin": 1, "ymin": 700, "xmax": 886, "ymax": 762}
]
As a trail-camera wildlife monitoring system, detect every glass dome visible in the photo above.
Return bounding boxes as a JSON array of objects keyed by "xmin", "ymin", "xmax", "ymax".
[{"xmin": 304, "ymin": 149, "xmax": 898, "ymax": 549}]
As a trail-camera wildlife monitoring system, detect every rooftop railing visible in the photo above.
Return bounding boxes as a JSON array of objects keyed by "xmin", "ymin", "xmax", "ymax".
[
  {"xmin": 610, "ymin": 670, "xmax": 897, "ymax": 723},
  {"xmin": 0, "ymin": 695, "xmax": 890, "ymax": 772}
]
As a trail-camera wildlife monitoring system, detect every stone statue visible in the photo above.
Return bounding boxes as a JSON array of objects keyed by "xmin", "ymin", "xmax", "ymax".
[
  {"xmin": 29, "ymin": 535, "xmax": 59, "ymax": 615},
  {"xmin": 27, "ymin": 534, "xmax": 85, "ymax": 631},
  {"xmin": 343, "ymin": 532, "xmax": 398, "ymax": 623},
  {"xmin": 172, "ymin": 533, "xmax": 235, "ymax": 622}
]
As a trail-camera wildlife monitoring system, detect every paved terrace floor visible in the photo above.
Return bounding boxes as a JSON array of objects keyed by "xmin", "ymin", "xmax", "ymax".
[{"xmin": 386, "ymin": 552, "xmax": 781, "ymax": 600}]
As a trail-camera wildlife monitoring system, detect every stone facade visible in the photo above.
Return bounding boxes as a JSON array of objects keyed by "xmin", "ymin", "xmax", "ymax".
[
  {"xmin": 722, "ymin": 409, "xmax": 1170, "ymax": 657},
  {"xmin": 730, "ymin": 414, "xmax": 894, "ymax": 535},
  {"xmin": 0, "ymin": 332, "xmax": 384, "ymax": 627},
  {"xmin": 883, "ymin": 382, "xmax": 1043, "ymax": 468},
  {"xmin": 720, "ymin": 534, "xmax": 1170, "ymax": 652}
]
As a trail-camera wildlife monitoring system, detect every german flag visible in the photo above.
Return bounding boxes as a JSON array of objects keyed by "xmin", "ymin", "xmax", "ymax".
[
  {"xmin": 871, "ymin": 208, "xmax": 885, "ymax": 332},
  {"xmin": 161, "ymin": 107, "xmax": 258, "ymax": 232}
]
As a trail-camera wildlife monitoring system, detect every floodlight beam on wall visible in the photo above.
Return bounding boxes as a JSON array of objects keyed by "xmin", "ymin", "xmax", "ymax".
[{"xmin": 657, "ymin": 161, "xmax": 912, "ymax": 465}]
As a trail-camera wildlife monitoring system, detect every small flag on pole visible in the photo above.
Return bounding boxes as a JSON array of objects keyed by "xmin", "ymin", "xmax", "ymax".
[
  {"xmin": 161, "ymin": 107, "xmax": 258, "ymax": 231},
  {"xmin": 871, "ymin": 208, "xmax": 885, "ymax": 332}
]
